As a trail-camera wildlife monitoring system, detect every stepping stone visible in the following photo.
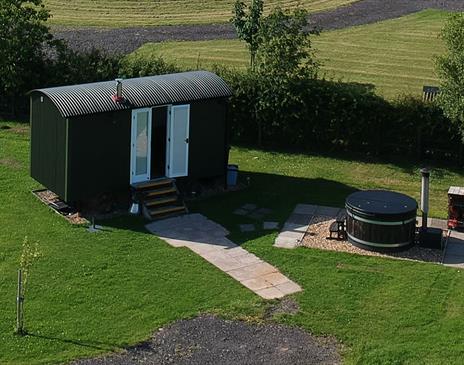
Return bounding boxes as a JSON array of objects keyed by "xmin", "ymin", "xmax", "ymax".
[
  {"xmin": 239, "ymin": 224, "xmax": 256, "ymax": 232},
  {"xmin": 249, "ymin": 212, "xmax": 265, "ymax": 220},
  {"xmin": 256, "ymin": 208, "xmax": 272, "ymax": 215},
  {"xmin": 233, "ymin": 208, "xmax": 248, "ymax": 216},
  {"xmin": 263, "ymin": 221, "xmax": 279, "ymax": 230},
  {"xmin": 241, "ymin": 203, "xmax": 257, "ymax": 211}
]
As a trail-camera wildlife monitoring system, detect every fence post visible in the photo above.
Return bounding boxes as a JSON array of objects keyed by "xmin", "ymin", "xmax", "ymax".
[{"xmin": 16, "ymin": 269, "xmax": 24, "ymax": 335}]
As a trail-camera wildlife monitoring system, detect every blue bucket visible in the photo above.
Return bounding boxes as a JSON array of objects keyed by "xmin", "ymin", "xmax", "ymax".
[{"xmin": 227, "ymin": 164, "xmax": 239, "ymax": 186}]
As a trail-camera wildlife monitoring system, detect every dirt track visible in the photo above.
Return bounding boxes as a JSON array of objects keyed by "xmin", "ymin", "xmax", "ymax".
[{"xmin": 53, "ymin": 0, "xmax": 464, "ymax": 55}]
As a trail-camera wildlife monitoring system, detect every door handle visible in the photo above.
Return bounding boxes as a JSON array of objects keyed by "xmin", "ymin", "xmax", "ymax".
[{"xmin": 185, "ymin": 138, "xmax": 189, "ymax": 144}]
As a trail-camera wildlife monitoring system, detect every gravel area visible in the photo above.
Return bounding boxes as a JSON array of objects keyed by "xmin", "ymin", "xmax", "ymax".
[
  {"xmin": 33, "ymin": 190, "xmax": 87, "ymax": 224},
  {"xmin": 302, "ymin": 216, "xmax": 443, "ymax": 263},
  {"xmin": 70, "ymin": 315, "xmax": 340, "ymax": 365},
  {"xmin": 53, "ymin": 0, "xmax": 464, "ymax": 54}
]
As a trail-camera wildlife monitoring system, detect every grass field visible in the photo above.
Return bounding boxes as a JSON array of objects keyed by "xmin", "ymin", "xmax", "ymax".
[
  {"xmin": 44, "ymin": 0, "xmax": 356, "ymax": 27},
  {"xmin": 129, "ymin": 10, "xmax": 447, "ymax": 98},
  {"xmin": 2, "ymin": 119, "xmax": 464, "ymax": 364}
]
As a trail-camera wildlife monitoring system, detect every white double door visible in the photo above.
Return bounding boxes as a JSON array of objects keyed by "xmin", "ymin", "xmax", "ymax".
[{"xmin": 130, "ymin": 105, "xmax": 190, "ymax": 184}]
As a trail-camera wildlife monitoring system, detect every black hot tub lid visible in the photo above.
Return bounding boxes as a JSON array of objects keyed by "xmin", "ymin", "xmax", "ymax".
[{"xmin": 346, "ymin": 190, "xmax": 417, "ymax": 220}]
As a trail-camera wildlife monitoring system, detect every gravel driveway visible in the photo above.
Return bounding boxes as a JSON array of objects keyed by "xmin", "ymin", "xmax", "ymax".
[
  {"xmin": 53, "ymin": 0, "xmax": 464, "ymax": 55},
  {"xmin": 70, "ymin": 315, "xmax": 340, "ymax": 365}
]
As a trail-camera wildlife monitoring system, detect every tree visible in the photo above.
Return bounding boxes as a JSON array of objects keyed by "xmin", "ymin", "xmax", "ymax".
[
  {"xmin": 255, "ymin": 7, "xmax": 319, "ymax": 78},
  {"xmin": 436, "ymin": 13, "xmax": 464, "ymax": 140},
  {"xmin": 0, "ymin": 0, "xmax": 53, "ymax": 114},
  {"xmin": 16, "ymin": 237, "xmax": 41, "ymax": 335},
  {"xmin": 231, "ymin": 0, "xmax": 263, "ymax": 71}
]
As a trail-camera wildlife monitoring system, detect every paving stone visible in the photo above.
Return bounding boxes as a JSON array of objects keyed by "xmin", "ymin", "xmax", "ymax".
[
  {"xmin": 451, "ymin": 230, "xmax": 464, "ymax": 240},
  {"xmin": 261, "ymin": 272, "xmax": 291, "ymax": 286},
  {"xmin": 211, "ymin": 257, "xmax": 247, "ymax": 272},
  {"xmin": 255, "ymin": 287, "xmax": 285, "ymax": 300},
  {"xmin": 278, "ymin": 230, "xmax": 305, "ymax": 240},
  {"xmin": 162, "ymin": 238, "xmax": 189, "ymax": 248},
  {"xmin": 273, "ymin": 240, "xmax": 299, "ymax": 249},
  {"xmin": 276, "ymin": 281, "xmax": 303, "ymax": 295},
  {"xmin": 444, "ymin": 241, "xmax": 464, "ymax": 256},
  {"xmin": 249, "ymin": 212, "xmax": 265, "ymax": 220},
  {"xmin": 240, "ymin": 277, "xmax": 272, "ymax": 291},
  {"xmin": 241, "ymin": 203, "xmax": 257, "ymax": 211},
  {"xmin": 234, "ymin": 253, "xmax": 262, "ymax": 266},
  {"xmin": 294, "ymin": 204, "xmax": 318, "ymax": 215},
  {"xmin": 315, "ymin": 206, "xmax": 341, "ymax": 218},
  {"xmin": 201, "ymin": 248, "xmax": 235, "ymax": 260},
  {"xmin": 227, "ymin": 267, "xmax": 258, "ymax": 281},
  {"xmin": 443, "ymin": 253, "xmax": 464, "ymax": 266},
  {"xmin": 282, "ymin": 222, "xmax": 308, "ymax": 233},
  {"xmin": 224, "ymin": 246, "xmax": 249, "ymax": 258},
  {"xmin": 256, "ymin": 208, "xmax": 272, "ymax": 215},
  {"xmin": 287, "ymin": 213, "xmax": 312, "ymax": 225},
  {"xmin": 233, "ymin": 208, "xmax": 249, "ymax": 216},
  {"xmin": 263, "ymin": 221, "xmax": 279, "ymax": 230},
  {"xmin": 245, "ymin": 262, "xmax": 279, "ymax": 277},
  {"xmin": 239, "ymin": 224, "xmax": 256, "ymax": 232},
  {"xmin": 189, "ymin": 244, "xmax": 224, "ymax": 255},
  {"xmin": 273, "ymin": 236, "xmax": 300, "ymax": 249}
]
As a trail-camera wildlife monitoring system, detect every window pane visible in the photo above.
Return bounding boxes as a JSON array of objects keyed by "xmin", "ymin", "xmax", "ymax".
[{"xmin": 136, "ymin": 111, "xmax": 148, "ymax": 175}]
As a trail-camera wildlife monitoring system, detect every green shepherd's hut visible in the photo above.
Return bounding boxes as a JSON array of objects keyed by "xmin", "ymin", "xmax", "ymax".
[{"xmin": 29, "ymin": 71, "xmax": 232, "ymax": 219}]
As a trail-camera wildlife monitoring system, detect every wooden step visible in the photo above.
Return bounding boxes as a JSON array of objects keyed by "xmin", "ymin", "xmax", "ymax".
[
  {"xmin": 131, "ymin": 178, "xmax": 174, "ymax": 190},
  {"xmin": 145, "ymin": 196, "xmax": 178, "ymax": 207},
  {"xmin": 149, "ymin": 205, "xmax": 186, "ymax": 217},
  {"xmin": 145, "ymin": 187, "xmax": 177, "ymax": 197}
]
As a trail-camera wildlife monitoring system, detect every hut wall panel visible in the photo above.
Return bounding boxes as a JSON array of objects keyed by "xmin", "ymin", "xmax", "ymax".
[
  {"xmin": 30, "ymin": 95, "xmax": 67, "ymax": 199},
  {"xmin": 188, "ymin": 100, "xmax": 227, "ymax": 179},
  {"xmin": 66, "ymin": 110, "xmax": 131, "ymax": 202}
]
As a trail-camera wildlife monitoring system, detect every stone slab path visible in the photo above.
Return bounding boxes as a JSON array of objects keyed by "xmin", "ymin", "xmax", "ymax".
[
  {"xmin": 275, "ymin": 204, "xmax": 343, "ymax": 249},
  {"xmin": 146, "ymin": 214, "xmax": 302, "ymax": 299},
  {"xmin": 443, "ymin": 230, "xmax": 464, "ymax": 269}
]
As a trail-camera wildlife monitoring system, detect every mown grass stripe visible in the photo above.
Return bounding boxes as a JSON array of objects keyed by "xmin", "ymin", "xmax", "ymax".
[
  {"xmin": 127, "ymin": 9, "xmax": 450, "ymax": 98},
  {"xmin": 45, "ymin": 0, "xmax": 357, "ymax": 27}
]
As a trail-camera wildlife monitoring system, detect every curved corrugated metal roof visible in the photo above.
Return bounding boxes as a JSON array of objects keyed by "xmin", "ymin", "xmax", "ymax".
[{"xmin": 31, "ymin": 71, "xmax": 232, "ymax": 118}]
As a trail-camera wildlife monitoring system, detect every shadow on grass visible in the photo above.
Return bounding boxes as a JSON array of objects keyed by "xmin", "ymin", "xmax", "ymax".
[
  {"xmin": 26, "ymin": 332, "xmax": 123, "ymax": 351},
  {"xmin": 97, "ymin": 172, "xmax": 358, "ymax": 247},
  {"xmin": 189, "ymin": 172, "xmax": 358, "ymax": 245}
]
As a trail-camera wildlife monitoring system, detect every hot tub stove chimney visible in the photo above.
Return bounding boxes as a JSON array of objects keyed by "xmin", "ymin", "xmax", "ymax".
[
  {"xmin": 419, "ymin": 168, "xmax": 443, "ymax": 249},
  {"xmin": 420, "ymin": 167, "xmax": 430, "ymax": 230}
]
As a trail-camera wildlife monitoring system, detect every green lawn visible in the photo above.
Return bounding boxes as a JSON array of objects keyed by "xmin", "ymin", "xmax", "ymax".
[
  {"xmin": 2, "ymin": 120, "xmax": 464, "ymax": 364},
  {"xmin": 44, "ymin": 0, "xmax": 356, "ymax": 27},
  {"xmin": 129, "ymin": 10, "xmax": 448, "ymax": 98}
]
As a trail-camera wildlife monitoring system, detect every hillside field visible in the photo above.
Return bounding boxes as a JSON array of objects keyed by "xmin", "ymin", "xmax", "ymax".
[
  {"xmin": 44, "ymin": 0, "xmax": 356, "ymax": 27},
  {"xmin": 128, "ymin": 10, "xmax": 447, "ymax": 98}
]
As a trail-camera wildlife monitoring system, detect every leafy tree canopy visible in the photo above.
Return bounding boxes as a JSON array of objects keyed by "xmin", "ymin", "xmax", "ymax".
[
  {"xmin": 0, "ymin": 0, "xmax": 53, "ymax": 103},
  {"xmin": 255, "ymin": 6, "xmax": 319, "ymax": 78},
  {"xmin": 231, "ymin": 0, "xmax": 263, "ymax": 70},
  {"xmin": 436, "ymin": 13, "xmax": 464, "ymax": 139}
]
